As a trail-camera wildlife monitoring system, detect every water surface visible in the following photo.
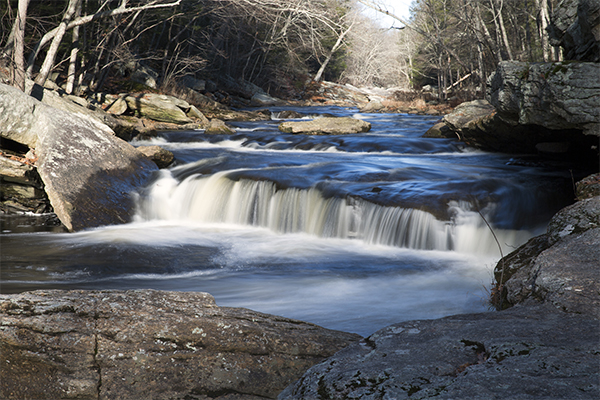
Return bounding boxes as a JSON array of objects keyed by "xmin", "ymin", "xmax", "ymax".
[{"xmin": 0, "ymin": 106, "xmax": 577, "ymax": 336}]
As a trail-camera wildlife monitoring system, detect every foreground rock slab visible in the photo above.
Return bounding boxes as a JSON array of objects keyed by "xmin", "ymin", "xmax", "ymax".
[
  {"xmin": 279, "ymin": 304, "xmax": 599, "ymax": 399},
  {"xmin": 279, "ymin": 117, "xmax": 371, "ymax": 135},
  {"xmin": 0, "ymin": 290, "xmax": 360, "ymax": 400}
]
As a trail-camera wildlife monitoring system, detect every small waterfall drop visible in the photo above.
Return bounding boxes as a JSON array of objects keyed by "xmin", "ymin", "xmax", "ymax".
[{"xmin": 136, "ymin": 170, "xmax": 533, "ymax": 256}]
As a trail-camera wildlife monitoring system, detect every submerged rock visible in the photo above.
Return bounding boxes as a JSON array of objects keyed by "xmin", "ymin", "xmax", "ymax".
[
  {"xmin": 278, "ymin": 117, "xmax": 371, "ymax": 135},
  {"xmin": 0, "ymin": 289, "xmax": 360, "ymax": 400}
]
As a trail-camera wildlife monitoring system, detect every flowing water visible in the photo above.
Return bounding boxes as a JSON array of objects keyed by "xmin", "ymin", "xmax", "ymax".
[{"xmin": 0, "ymin": 106, "xmax": 579, "ymax": 336}]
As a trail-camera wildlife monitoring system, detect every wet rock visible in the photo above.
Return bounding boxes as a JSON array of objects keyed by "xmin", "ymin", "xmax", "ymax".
[
  {"xmin": 137, "ymin": 145, "xmax": 175, "ymax": 168},
  {"xmin": 0, "ymin": 289, "xmax": 360, "ymax": 400},
  {"xmin": 274, "ymin": 110, "xmax": 305, "ymax": 119},
  {"xmin": 278, "ymin": 117, "xmax": 371, "ymax": 135},
  {"xmin": 423, "ymin": 122, "xmax": 454, "ymax": 138},
  {"xmin": 280, "ymin": 304, "xmax": 599, "ymax": 400}
]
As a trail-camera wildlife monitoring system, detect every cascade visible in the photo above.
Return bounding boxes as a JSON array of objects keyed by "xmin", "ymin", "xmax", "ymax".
[{"xmin": 137, "ymin": 170, "xmax": 533, "ymax": 256}]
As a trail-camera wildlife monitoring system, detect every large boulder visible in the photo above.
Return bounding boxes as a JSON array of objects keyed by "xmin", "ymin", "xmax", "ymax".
[
  {"xmin": 280, "ymin": 304, "xmax": 598, "ymax": 400},
  {"xmin": 548, "ymin": 0, "xmax": 600, "ymax": 62},
  {"xmin": 124, "ymin": 93, "xmax": 193, "ymax": 124},
  {"xmin": 0, "ymin": 83, "xmax": 157, "ymax": 231},
  {"xmin": 0, "ymin": 289, "xmax": 360, "ymax": 400},
  {"xmin": 278, "ymin": 117, "xmax": 371, "ymax": 135},
  {"xmin": 494, "ymin": 174, "xmax": 600, "ymax": 313},
  {"xmin": 487, "ymin": 61, "xmax": 600, "ymax": 136}
]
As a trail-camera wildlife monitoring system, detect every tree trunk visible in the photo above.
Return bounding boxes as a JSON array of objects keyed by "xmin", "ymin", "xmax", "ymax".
[
  {"xmin": 13, "ymin": 0, "xmax": 30, "ymax": 92},
  {"xmin": 495, "ymin": 0, "xmax": 514, "ymax": 60},
  {"xmin": 475, "ymin": 1, "xmax": 502, "ymax": 63},
  {"xmin": 66, "ymin": 0, "xmax": 83, "ymax": 94},
  {"xmin": 32, "ymin": 0, "xmax": 80, "ymax": 91},
  {"xmin": 535, "ymin": 0, "xmax": 552, "ymax": 61},
  {"xmin": 314, "ymin": 21, "xmax": 354, "ymax": 82}
]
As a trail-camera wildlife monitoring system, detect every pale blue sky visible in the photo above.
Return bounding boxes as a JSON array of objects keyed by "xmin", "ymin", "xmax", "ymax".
[{"xmin": 361, "ymin": 0, "xmax": 413, "ymax": 28}]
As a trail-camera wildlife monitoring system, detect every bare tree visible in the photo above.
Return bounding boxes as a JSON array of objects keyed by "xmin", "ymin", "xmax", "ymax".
[
  {"xmin": 24, "ymin": 0, "xmax": 182, "ymax": 88},
  {"xmin": 13, "ymin": 0, "xmax": 30, "ymax": 91}
]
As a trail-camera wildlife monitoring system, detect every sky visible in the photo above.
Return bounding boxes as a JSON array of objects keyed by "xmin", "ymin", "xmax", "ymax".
[{"xmin": 360, "ymin": 0, "xmax": 413, "ymax": 28}]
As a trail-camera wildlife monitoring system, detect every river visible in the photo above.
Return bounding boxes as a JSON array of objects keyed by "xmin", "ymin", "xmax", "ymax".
[{"xmin": 0, "ymin": 106, "xmax": 579, "ymax": 336}]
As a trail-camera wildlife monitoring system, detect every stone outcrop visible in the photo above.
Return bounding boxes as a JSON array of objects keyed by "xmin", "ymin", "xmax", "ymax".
[
  {"xmin": 548, "ymin": 0, "xmax": 600, "ymax": 62},
  {"xmin": 494, "ymin": 173, "xmax": 600, "ymax": 312},
  {"xmin": 431, "ymin": 0, "xmax": 600, "ymax": 159},
  {"xmin": 488, "ymin": 61, "xmax": 600, "ymax": 136},
  {"xmin": 432, "ymin": 60, "xmax": 600, "ymax": 156},
  {"xmin": 278, "ymin": 117, "xmax": 371, "ymax": 135},
  {"xmin": 0, "ymin": 83, "xmax": 157, "ymax": 231},
  {"xmin": 0, "ymin": 289, "xmax": 360, "ymax": 400},
  {"xmin": 0, "ymin": 153, "xmax": 49, "ymax": 213},
  {"xmin": 279, "ymin": 303, "xmax": 598, "ymax": 400},
  {"xmin": 427, "ymin": 97, "xmax": 598, "ymax": 157}
]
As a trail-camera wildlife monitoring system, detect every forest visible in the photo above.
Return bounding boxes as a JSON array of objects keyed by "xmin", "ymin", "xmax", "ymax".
[{"xmin": 1, "ymin": 0, "xmax": 559, "ymax": 101}]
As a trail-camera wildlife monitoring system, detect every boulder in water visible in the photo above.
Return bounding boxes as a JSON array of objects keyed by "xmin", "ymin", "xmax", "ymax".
[
  {"xmin": 278, "ymin": 117, "xmax": 371, "ymax": 135},
  {"xmin": 204, "ymin": 118, "xmax": 236, "ymax": 134},
  {"xmin": 137, "ymin": 145, "xmax": 175, "ymax": 168},
  {"xmin": 124, "ymin": 93, "xmax": 193, "ymax": 124}
]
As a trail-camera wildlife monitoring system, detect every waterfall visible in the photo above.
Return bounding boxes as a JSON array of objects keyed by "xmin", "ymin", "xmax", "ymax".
[{"xmin": 136, "ymin": 170, "xmax": 533, "ymax": 255}]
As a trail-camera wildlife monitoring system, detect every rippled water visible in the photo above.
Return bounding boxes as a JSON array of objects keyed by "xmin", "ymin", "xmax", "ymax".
[{"xmin": 0, "ymin": 106, "xmax": 579, "ymax": 336}]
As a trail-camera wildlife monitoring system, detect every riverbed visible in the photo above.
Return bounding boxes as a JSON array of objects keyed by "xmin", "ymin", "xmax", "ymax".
[{"xmin": 0, "ymin": 106, "xmax": 579, "ymax": 336}]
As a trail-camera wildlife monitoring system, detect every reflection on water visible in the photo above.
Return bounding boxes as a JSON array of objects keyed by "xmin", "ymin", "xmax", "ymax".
[{"xmin": 0, "ymin": 107, "xmax": 584, "ymax": 336}]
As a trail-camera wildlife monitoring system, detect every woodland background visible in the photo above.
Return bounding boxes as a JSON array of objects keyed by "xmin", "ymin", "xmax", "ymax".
[{"xmin": 1, "ymin": 0, "xmax": 559, "ymax": 100}]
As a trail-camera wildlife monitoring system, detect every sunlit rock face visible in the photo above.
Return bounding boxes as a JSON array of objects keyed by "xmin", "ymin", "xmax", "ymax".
[{"xmin": 0, "ymin": 83, "xmax": 157, "ymax": 231}]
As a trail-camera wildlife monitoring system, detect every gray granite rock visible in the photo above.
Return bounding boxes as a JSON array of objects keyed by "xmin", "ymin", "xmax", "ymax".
[
  {"xmin": 487, "ymin": 61, "xmax": 600, "ymax": 136},
  {"xmin": 0, "ymin": 290, "xmax": 360, "ymax": 400},
  {"xmin": 548, "ymin": 0, "xmax": 600, "ymax": 62},
  {"xmin": 0, "ymin": 83, "xmax": 157, "ymax": 231},
  {"xmin": 279, "ymin": 304, "xmax": 599, "ymax": 400}
]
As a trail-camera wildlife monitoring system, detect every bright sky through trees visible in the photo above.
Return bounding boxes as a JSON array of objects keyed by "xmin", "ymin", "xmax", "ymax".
[{"xmin": 361, "ymin": 0, "xmax": 413, "ymax": 28}]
